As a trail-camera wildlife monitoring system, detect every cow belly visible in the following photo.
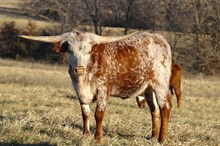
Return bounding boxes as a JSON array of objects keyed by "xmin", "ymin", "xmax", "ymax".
[{"xmin": 110, "ymin": 80, "xmax": 149, "ymax": 99}]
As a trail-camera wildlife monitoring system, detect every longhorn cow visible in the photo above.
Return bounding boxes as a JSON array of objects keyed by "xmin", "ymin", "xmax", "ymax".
[{"xmin": 20, "ymin": 30, "xmax": 172, "ymax": 143}]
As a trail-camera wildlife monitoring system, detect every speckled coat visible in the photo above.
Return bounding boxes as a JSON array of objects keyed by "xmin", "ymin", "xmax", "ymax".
[
  {"xmin": 20, "ymin": 30, "xmax": 172, "ymax": 144},
  {"xmin": 67, "ymin": 31, "xmax": 172, "ymax": 144}
]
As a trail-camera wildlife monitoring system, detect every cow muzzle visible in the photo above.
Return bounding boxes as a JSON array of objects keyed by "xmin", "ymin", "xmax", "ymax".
[{"xmin": 73, "ymin": 66, "xmax": 86, "ymax": 75}]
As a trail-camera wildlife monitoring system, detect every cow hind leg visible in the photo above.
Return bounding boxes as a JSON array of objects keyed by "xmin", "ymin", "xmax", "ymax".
[
  {"xmin": 159, "ymin": 94, "xmax": 172, "ymax": 143},
  {"xmin": 81, "ymin": 104, "xmax": 91, "ymax": 135},
  {"xmin": 173, "ymin": 85, "xmax": 182, "ymax": 108},
  {"xmin": 154, "ymin": 89, "xmax": 172, "ymax": 143},
  {"xmin": 144, "ymin": 86, "xmax": 160, "ymax": 140}
]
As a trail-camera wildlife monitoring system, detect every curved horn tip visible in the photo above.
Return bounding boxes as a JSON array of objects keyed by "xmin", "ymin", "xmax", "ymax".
[
  {"xmin": 19, "ymin": 35, "xmax": 62, "ymax": 43},
  {"xmin": 19, "ymin": 35, "xmax": 29, "ymax": 38}
]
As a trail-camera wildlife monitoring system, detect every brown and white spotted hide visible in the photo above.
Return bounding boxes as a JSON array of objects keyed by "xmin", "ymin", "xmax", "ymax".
[
  {"xmin": 137, "ymin": 63, "xmax": 182, "ymax": 108},
  {"xmin": 20, "ymin": 30, "xmax": 172, "ymax": 144},
  {"xmin": 67, "ymin": 31, "xmax": 172, "ymax": 144}
]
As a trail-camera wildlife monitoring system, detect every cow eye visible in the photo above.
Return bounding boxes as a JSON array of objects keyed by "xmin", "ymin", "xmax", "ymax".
[{"xmin": 60, "ymin": 41, "xmax": 69, "ymax": 52}]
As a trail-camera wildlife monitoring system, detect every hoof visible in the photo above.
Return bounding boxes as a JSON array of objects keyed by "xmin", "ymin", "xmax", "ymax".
[
  {"xmin": 95, "ymin": 138, "xmax": 103, "ymax": 145},
  {"xmin": 145, "ymin": 136, "xmax": 161, "ymax": 145},
  {"xmin": 95, "ymin": 135, "xmax": 103, "ymax": 144}
]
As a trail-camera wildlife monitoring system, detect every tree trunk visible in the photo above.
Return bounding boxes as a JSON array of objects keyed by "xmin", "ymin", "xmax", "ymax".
[
  {"xmin": 124, "ymin": 0, "xmax": 134, "ymax": 35},
  {"xmin": 193, "ymin": 0, "xmax": 200, "ymax": 51}
]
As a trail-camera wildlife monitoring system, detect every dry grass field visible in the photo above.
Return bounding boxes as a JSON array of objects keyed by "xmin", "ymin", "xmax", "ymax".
[
  {"xmin": 0, "ymin": 59, "xmax": 219, "ymax": 146},
  {"xmin": 0, "ymin": 1, "xmax": 219, "ymax": 145}
]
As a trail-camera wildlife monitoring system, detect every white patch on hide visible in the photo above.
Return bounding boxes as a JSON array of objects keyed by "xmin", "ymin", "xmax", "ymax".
[
  {"xmin": 130, "ymin": 81, "xmax": 149, "ymax": 98},
  {"xmin": 81, "ymin": 104, "xmax": 91, "ymax": 115},
  {"xmin": 81, "ymin": 104, "xmax": 91, "ymax": 131},
  {"xmin": 137, "ymin": 96, "xmax": 145, "ymax": 102},
  {"xmin": 152, "ymin": 92, "xmax": 159, "ymax": 109},
  {"xmin": 76, "ymin": 76, "xmax": 96, "ymax": 104}
]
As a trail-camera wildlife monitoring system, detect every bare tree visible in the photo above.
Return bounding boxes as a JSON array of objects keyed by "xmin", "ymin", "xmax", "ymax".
[
  {"xmin": 133, "ymin": 0, "xmax": 159, "ymax": 30},
  {"xmin": 107, "ymin": 0, "xmax": 160, "ymax": 34},
  {"xmin": 123, "ymin": 0, "xmax": 135, "ymax": 34},
  {"xmin": 105, "ymin": 0, "xmax": 124, "ymax": 27},
  {"xmin": 163, "ymin": 0, "xmax": 193, "ymax": 56},
  {"xmin": 164, "ymin": 0, "xmax": 193, "ymax": 32},
  {"xmin": 81, "ymin": 0, "xmax": 103, "ymax": 35},
  {"xmin": 192, "ymin": 0, "xmax": 209, "ymax": 51},
  {"xmin": 123, "ymin": 0, "xmax": 152, "ymax": 34},
  {"xmin": 22, "ymin": 0, "xmax": 81, "ymax": 33},
  {"xmin": 204, "ymin": 0, "xmax": 220, "ymax": 52}
]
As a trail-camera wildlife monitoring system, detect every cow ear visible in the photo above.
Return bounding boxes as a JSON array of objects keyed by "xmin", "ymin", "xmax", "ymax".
[
  {"xmin": 54, "ymin": 42, "xmax": 62, "ymax": 53},
  {"xmin": 60, "ymin": 41, "xmax": 69, "ymax": 52}
]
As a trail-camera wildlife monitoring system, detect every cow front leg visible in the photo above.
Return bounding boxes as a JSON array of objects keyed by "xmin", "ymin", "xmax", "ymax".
[
  {"xmin": 144, "ymin": 86, "xmax": 160, "ymax": 140},
  {"xmin": 81, "ymin": 104, "xmax": 91, "ymax": 136},
  {"xmin": 94, "ymin": 88, "xmax": 108, "ymax": 144},
  {"xmin": 95, "ymin": 105, "xmax": 106, "ymax": 143},
  {"xmin": 159, "ymin": 97, "xmax": 171, "ymax": 143}
]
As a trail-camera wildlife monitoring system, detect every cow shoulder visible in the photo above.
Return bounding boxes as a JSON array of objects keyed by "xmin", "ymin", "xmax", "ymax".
[{"xmin": 88, "ymin": 44, "xmax": 108, "ymax": 77}]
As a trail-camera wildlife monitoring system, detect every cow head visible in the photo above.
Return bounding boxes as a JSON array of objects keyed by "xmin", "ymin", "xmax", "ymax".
[
  {"xmin": 20, "ymin": 30, "xmax": 97, "ymax": 76},
  {"xmin": 20, "ymin": 30, "xmax": 137, "ymax": 76},
  {"xmin": 66, "ymin": 31, "xmax": 94, "ymax": 76}
]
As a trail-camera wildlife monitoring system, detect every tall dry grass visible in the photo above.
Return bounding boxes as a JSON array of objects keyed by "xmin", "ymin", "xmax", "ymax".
[{"xmin": 0, "ymin": 59, "xmax": 219, "ymax": 146}]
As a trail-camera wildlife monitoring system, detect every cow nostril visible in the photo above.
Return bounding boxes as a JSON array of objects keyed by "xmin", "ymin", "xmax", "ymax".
[
  {"xmin": 73, "ymin": 66, "xmax": 86, "ymax": 75},
  {"xmin": 74, "ymin": 68, "xmax": 78, "ymax": 73}
]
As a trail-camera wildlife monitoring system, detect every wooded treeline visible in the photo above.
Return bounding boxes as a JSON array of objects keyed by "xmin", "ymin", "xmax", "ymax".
[{"xmin": 0, "ymin": 0, "xmax": 219, "ymax": 74}]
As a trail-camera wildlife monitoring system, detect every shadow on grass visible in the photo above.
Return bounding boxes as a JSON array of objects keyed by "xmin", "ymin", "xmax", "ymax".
[
  {"xmin": 70, "ymin": 122, "xmax": 85, "ymax": 132},
  {"xmin": 116, "ymin": 132, "xmax": 152, "ymax": 141},
  {"xmin": 116, "ymin": 132, "xmax": 136, "ymax": 139},
  {"xmin": 65, "ymin": 95, "xmax": 78, "ymax": 100},
  {"xmin": 0, "ymin": 115, "xmax": 5, "ymax": 121},
  {"xmin": 0, "ymin": 142, "xmax": 56, "ymax": 146},
  {"xmin": 65, "ymin": 95, "xmax": 140, "ymax": 109},
  {"xmin": 108, "ymin": 101, "xmax": 140, "ymax": 109},
  {"xmin": 64, "ymin": 92, "xmax": 139, "ymax": 110}
]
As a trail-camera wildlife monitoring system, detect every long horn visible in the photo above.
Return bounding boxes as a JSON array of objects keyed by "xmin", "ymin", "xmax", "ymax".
[
  {"xmin": 19, "ymin": 35, "xmax": 62, "ymax": 43},
  {"xmin": 97, "ymin": 31, "xmax": 139, "ymax": 43}
]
